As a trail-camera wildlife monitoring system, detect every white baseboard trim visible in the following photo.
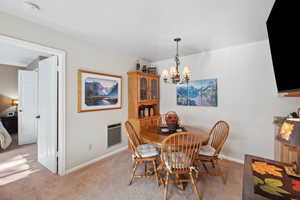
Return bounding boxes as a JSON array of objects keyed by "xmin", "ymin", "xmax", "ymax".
[
  {"xmin": 219, "ymin": 154, "xmax": 244, "ymax": 164},
  {"xmin": 66, "ymin": 146, "xmax": 128, "ymax": 174}
]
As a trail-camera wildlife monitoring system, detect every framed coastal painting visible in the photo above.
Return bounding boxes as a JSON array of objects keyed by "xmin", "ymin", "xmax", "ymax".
[
  {"xmin": 78, "ymin": 70, "xmax": 122, "ymax": 112},
  {"xmin": 176, "ymin": 78, "xmax": 217, "ymax": 107}
]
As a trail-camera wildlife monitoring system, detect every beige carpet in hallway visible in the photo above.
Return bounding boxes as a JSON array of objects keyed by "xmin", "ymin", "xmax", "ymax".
[{"xmin": 0, "ymin": 144, "xmax": 243, "ymax": 200}]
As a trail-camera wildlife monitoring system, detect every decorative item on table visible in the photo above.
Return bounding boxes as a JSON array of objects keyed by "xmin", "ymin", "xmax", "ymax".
[
  {"xmin": 277, "ymin": 118, "xmax": 300, "ymax": 177},
  {"xmin": 158, "ymin": 125, "xmax": 186, "ymax": 135},
  {"xmin": 77, "ymin": 70, "xmax": 122, "ymax": 112},
  {"xmin": 159, "ymin": 127, "xmax": 170, "ymax": 134},
  {"xmin": 142, "ymin": 65, "xmax": 147, "ymax": 73},
  {"xmin": 177, "ymin": 79, "xmax": 217, "ymax": 107},
  {"xmin": 165, "ymin": 111, "xmax": 179, "ymax": 132},
  {"xmin": 136, "ymin": 60, "xmax": 141, "ymax": 71},
  {"xmin": 147, "ymin": 64, "xmax": 157, "ymax": 74}
]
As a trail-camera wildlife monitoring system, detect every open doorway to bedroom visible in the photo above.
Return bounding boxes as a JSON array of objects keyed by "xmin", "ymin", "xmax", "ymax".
[{"xmin": 0, "ymin": 35, "xmax": 66, "ymax": 180}]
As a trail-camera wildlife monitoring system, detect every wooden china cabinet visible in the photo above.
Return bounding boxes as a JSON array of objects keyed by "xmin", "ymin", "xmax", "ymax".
[{"xmin": 127, "ymin": 71, "xmax": 160, "ymax": 144}]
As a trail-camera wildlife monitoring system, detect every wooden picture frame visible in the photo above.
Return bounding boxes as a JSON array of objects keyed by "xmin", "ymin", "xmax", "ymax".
[{"xmin": 78, "ymin": 70, "xmax": 122, "ymax": 112}]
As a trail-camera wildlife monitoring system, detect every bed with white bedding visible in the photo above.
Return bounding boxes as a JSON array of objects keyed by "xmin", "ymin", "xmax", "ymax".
[{"xmin": 0, "ymin": 119, "xmax": 12, "ymax": 150}]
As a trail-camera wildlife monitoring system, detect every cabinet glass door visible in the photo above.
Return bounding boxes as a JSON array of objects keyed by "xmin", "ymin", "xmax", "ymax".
[
  {"xmin": 139, "ymin": 77, "xmax": 148, "ymax": 101},
  {"xmin": 151, "ymin": 78, "xmax": 159, "ymax": 100}
]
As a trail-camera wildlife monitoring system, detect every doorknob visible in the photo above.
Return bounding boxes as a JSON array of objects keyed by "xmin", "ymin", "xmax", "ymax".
[
  {"xmin": 19, "ymin": 109, "xmax": 23, "ymax": 112},
  {"xmin": 36, "ymin": 115, "xmax": 41, "ymax": 119}
]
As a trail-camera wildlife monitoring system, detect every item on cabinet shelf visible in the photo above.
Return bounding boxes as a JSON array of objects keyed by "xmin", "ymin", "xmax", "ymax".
[
  {"xmin": 165, "ymin": 111, "xmax": 179, "ymax": 132},
  {"xmin": 139, "ymin": 106, "xmax": 144, "ymax": 118},
  {"xmin": 147, "ymin": 65, "xmax": 157, "ymax": 74},
  {"xmin": 150, "ymin": 107, "xmax": 154, "ymax": 116},
  {"xmin": 136, "ymin": 60, "xmax": 141, "ymax": 71},
  {"xmin": 144, "ymin": 107, "xmax": 149, "ymax": 117},
  {"xmin": 142, "ymin": 65, "xmax": 147, "ymax": 73}
]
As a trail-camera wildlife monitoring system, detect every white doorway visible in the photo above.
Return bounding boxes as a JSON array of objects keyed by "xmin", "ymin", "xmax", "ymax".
[{"xmin": 0, "ymin": 35, "xmax": 66, "ymax": 175}]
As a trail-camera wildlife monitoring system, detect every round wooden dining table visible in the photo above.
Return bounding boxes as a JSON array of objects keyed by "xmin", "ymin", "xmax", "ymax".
[{"xmin": 140, "ymin": 125, "xmax": 210, "ymax": 147}]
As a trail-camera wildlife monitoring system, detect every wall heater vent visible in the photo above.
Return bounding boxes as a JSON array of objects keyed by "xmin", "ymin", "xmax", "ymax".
[{"xmin": 107, "ymin": 123, "xmax": 122, "ymax": 148}]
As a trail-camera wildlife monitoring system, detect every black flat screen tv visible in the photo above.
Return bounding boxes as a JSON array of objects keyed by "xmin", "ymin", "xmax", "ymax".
[{"xmin": 267, "ymin": 0, "xmax": 300, "ymax": 93}]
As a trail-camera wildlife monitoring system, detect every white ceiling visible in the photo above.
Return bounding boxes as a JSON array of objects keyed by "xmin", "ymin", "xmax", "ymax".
[
  {"xmin": 0, "ymin": 0, "xmax": 275, "ymax": 61},
  {"xmin": 0, "ymin": 42, "xmax": 50, "ymax": 67}
]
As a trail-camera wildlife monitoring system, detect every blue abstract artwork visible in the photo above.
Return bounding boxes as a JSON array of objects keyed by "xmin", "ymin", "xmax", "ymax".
[
  {"xmin": 176, "ymin": 79, "xmax": 217, "ymax": 107},
  {"xmin": 85, "ymin": 78, "xmax": 119, "ymax": 106}
]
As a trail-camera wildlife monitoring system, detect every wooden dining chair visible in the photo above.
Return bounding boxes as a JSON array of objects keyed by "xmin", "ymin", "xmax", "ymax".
[
  {"xmin": 161, "ymin": 132, "xmax": 202, "ymax": 200},
  {"xmin": 125, "ymin": 121, "xmax": 160, "ymax": 186},
  {"xmin": 195, "ymin": 120, "xmax": 229, "ymax": 184}
]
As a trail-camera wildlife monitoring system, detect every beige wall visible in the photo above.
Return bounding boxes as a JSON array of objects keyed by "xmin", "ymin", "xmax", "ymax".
[
  {"xmin": 0, "ymin": 12, "xmax": 144, "ymax": 170},
  {"xmin": 0, "ymin": 65, "xmax": 19, "ymax": 117}
]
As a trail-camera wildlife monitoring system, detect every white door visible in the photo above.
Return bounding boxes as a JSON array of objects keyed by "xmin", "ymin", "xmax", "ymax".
[
  {"xmin": 37, "ymin": 56, "xmax": 58, "ymax": 173},
  {"xmin": 18, "ymin": 70, "xmax": 38, "ymax": 145}
]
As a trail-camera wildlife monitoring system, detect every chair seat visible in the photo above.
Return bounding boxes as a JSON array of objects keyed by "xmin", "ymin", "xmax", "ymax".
[
  {"xmin": 199, "ymin": 145, "xmax": 216, "ymax": 156},
  {"xmin": 136, "ymin": 144, "xmax": 158, "ymax": 158},
  {"xmin": 163, "ymin": 152, "xmax": 192, "ymax": 170}
]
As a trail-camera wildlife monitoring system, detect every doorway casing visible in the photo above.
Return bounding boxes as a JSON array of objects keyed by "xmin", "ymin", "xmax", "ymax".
[{"xmin": 0, "ymin": 34, "xmax": 66, "ymax": 176}]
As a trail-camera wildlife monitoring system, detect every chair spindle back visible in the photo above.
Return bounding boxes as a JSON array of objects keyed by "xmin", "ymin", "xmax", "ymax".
[
  {"xmin": 161, "ymin": 132, "xmax": 202, "ymax": 171},
  {"xmin": 125, "ymin": 121, "xmax": 142, "ymax": 156},
  {"xmin": 209, "ymin": 121, "xmax": 230, "ymax": 156}
]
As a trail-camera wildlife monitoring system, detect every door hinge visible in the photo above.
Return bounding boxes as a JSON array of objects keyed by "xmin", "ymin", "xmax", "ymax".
[{"xmin": 55, "ymin": 151, "xmax": 59, "ymax": 158}]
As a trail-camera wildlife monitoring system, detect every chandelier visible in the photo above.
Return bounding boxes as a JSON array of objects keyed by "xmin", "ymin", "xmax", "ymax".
[{"xmin": 161, "ymin": 38, "xmax": 192, "ymax": 84}]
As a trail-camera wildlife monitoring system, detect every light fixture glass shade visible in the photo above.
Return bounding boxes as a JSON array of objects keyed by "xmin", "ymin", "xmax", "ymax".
[
  {"xmin": 169, "ymin": 66, "xmax": 177, "ymax": 76},
  {"xmin": 183, "ymin": 66, "xmax": 191, "ymax": 78},
  {"xmin": 278, "ymin": 118, "xmax": 300, "ymax": 147},
  {"xmin": 162, "ymin": 69, "xmax": 169, "ymax": 79}
]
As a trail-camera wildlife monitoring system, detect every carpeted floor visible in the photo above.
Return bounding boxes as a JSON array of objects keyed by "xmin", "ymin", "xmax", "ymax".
[{"xmin": 0, "ymin": 144, "xmax": 243, "ymax": 200}]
